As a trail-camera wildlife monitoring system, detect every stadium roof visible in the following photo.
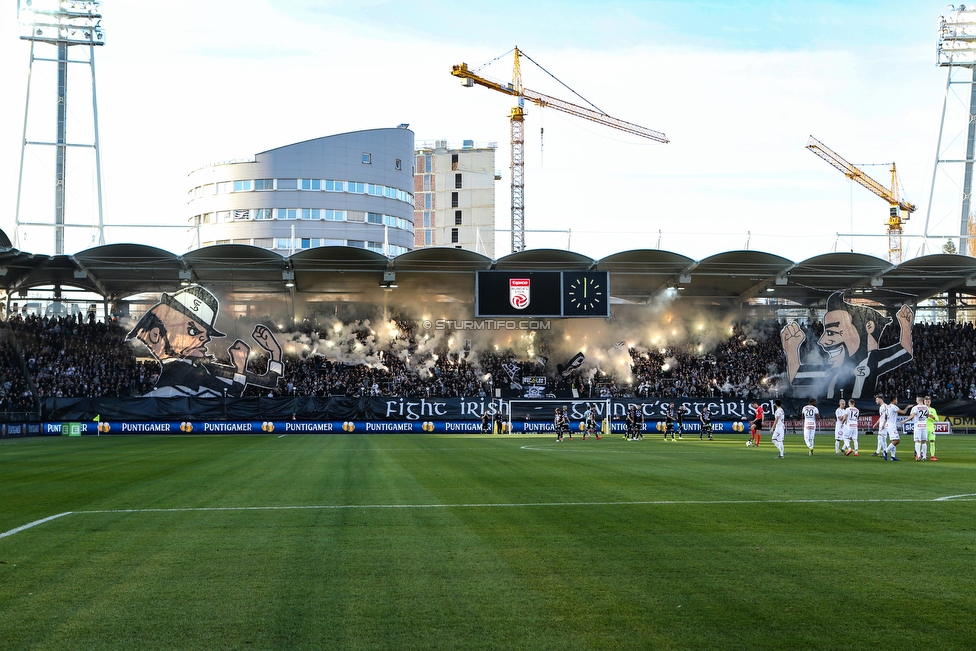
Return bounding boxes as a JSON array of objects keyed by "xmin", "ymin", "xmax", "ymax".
[{"xmin": 2, "ymin": 243, "xmax": 976, "ymax": 310}]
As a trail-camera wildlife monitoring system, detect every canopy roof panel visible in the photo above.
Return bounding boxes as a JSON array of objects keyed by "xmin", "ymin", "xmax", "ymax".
[{"xmin": 2, "ymin": 244, "xmax": 976, "ymax": 311}]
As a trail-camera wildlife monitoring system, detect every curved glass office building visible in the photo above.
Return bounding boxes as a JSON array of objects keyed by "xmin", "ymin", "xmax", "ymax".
[{"xmin": 187, "ymin": 127, "xmax": 415, "ymax": 256}]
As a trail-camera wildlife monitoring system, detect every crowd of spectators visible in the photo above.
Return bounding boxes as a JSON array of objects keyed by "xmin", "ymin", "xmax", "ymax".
[{"xmin": 5, "ymin": 312, "xmax": 976, "ymax": 412}]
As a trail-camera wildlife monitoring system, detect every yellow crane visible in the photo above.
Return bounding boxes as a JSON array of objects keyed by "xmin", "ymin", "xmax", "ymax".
[
  {"xmin": 806, "ymin": 135, "xmax": 916, "ymax": 264},
  {"xmin": 452, "ymin": 47, "xmax": 669, "ymax": 253}
]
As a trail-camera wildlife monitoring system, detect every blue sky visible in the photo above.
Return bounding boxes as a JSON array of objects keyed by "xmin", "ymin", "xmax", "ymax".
[{"xmin": 0, "ymin": 1, "xmax": 965, "ymax": 260}]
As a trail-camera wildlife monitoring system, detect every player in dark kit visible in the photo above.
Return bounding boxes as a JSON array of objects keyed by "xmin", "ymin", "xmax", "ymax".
[
  {"xmin": 665, "ymin": 403, "xmax": 677, "ymax": 441},
  {"xmin": 675, "ymin": 404, "xmax": 688, "ymax": 440},
  {"xmin": 625, "ymin": 405, "xmax": 638, "ymax": 440},
  {"xmin": 699, "ymin": 407, "xmax": 713, "ymax": 440}
]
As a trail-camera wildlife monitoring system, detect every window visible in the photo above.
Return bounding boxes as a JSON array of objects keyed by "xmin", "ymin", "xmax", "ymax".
[
  {"xmin": 277, "ymin": 208, "xmax": 297, "ymax": 220},
  {"xmin": 368, "ymin": 184, "xmax": 382, "ymax": 196},
  {"xmin": 348, "ymin": 240, "xmax": 365, "ymax": 249},
  {"xmin": 395, "ymin": 158, "xmax": 402, "ymax": 170},
  {"xmin": 301, "ymin": 238, "xmax": 312, "ymax": 249},
  {"xmin": 425, "ymin": 194, "xmax": 432, "ymax": 210},
  {"xmin": 425, "ymin": 155, "xmax": 432, "ymax": 173},
  {"xmin": 325, "ymin": 210, "xmax": 345, "ymax": 221},
  {"xmin": 423, "ymin": 175, "xmax": 431, "ymax": 192},
  {"xmin": 455, "ymin": 173, "xmax": 462, "ymax": 189},
  {"xmin": 424, "ymin": 230, "xmax": 432, "ymax": 245},
  {"xmin": 202, "ymin": 213, "xmax": 213, "ymax": 224},
  {"xmin": 274, "ymin": 238, "xmax": 293, "ymax": 250},
  {"xmin": 301, "ymin": 179, "xmax": 321, "ymax": 190},
  {"xmin": 253, "ymin": 238, "xmax": 273, "ymax": 248},
  {"xmin": 451, "ymin": 153, "xmax": 459, "ymax": 169},
  {"xmin": 302, "ymin": 209, "xmax": 318, "ymax": 220},
  {"xmin": 194, "ymin": 186, "xmax": 203, "ymax": 198},
  {"xmin": 217, "ymin": 211, "xmax": 232, "ymax": 222},
  {"xmin": 323, "ymin": 239, "xmax": 344, "ymax": 247},
  {"xmin": 423, "ymin": 212, "xmax": 431, "ymax": 228},
  {"xmin": 203, "ymin": 184, "xmax": 214, "ymax": 196},
  {"xmin": 367, "ymin": 212, "xmax": 383, "ymax": 224},
  {"xmin": 216, "ymin": 239, "xmax": 231, "ymax": 245},
  {"xmin": 366, "ymin": 241, "xmax": 385, "ymax": 253},
  {"xmin": 277, "ymin": 178, "xmax": 298, "ymax": 190},
  {"xmin": 255, "ymin": 209, "xmax": 272, "ymax": 220},
  {"xmin": 216, "ymin": 182, "xmax": 232, "ymax": 194},
  {"xmin": 234, "ymin": 209, "xmax": 251, "ymax": 220},
  {"xmin": 234, "ymin": 180, "xmax": 252, "ymax": 192},
  {"xmin": 389, "ymin": 245, "xmax": 409, "ymax": 256},
  {"xmin": 362, "ymin": 153, "xmax": 371, "ymax": 164},
  {"xmin": 255, "ymin": 179, "xmax": 273, "ymax": 190},
  {"xmin": 451, "ymin": 192, "xmax": 459, "ymax": 208},
  {"xmin": 348, "ymin": 182, "xmax": 365, "ymax": 194},
  {"xmin": 451, "ymin": 228, "xmax": 459, "ymax": 243},
  {"xmin": 325, "ymin": 180, "xmax": 342, "ymax": 192},
  {"xmin": 455, "ymin": 210, "xmax": 462, "ymax": 225}
]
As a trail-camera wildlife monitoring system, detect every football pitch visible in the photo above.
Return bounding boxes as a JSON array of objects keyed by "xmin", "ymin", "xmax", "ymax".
[{"xmin": 2, "ymin": 432, "xmax": 975, "ymax": 651}]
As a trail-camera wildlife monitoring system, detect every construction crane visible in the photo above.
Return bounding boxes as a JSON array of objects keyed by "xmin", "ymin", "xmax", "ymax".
[
  {"xmin": 806, "ymin": 135, "xmax": 916, "ymax": 264},
  {"xmin": 452, "ymin": 47, "xmax": 669, "ymax": 253}
]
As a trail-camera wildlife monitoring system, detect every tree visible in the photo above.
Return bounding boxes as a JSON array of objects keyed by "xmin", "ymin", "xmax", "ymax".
[{"xmin": 943, "ymin": 239, "xmax": 957, "ymax": 254}]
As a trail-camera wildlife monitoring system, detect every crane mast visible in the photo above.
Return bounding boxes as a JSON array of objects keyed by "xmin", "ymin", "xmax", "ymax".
[
  {"xmin": 806, "ymin": 135, "xmax": 916, "ymax": 264},
  {"xmin": 452, "ymin": 47, "xmax": 668, "ymax": 253}
]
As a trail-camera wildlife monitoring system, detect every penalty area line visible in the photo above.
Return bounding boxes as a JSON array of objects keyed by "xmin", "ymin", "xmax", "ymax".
[
  {"xmin": 5, "ymin": 495, "xmax": 974, "ymax": 538},
  {"xmin": 0, "ymin": 512, "xmax": 73, "ymax": 539}
]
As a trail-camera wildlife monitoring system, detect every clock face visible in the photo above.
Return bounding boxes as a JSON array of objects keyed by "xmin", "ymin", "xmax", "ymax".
[{"xmin": 565, "ymin": 274, "xmax": 607, "ymax": 315}]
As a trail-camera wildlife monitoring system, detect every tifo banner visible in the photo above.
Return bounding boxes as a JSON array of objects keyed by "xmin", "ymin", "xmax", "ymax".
[{"xmin": 39, "ymin": 396, "xmax": 969, "ymax": 425}]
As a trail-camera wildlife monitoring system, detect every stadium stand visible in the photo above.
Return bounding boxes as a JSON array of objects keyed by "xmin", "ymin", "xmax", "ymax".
[{"xmin": 2, "ymin": 311, "xmax": 975, "ymax": 415}]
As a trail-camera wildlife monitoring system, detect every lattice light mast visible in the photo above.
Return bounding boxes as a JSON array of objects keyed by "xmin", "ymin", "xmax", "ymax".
[
  {"xmin": 15, "ymin": 0, "xmax": 106, "ymax": 254},
  {"xmin": 927, "ymin": 5, "xmax": 976, "ymax": 255}
]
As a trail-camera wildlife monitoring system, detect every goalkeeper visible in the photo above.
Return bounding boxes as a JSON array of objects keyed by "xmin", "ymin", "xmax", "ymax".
[{"xmin": 925, "ymin": 396, "xmax": 939, "ymax": 462}]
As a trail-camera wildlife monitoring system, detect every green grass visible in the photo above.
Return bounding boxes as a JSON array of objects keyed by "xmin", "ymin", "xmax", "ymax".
[{"xmin": 1, "ymin": 432, "xmax": 975, "ymax": 651}]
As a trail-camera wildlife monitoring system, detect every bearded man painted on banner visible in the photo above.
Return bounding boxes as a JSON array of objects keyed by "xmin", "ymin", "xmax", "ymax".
[
  {"xmin": 781, "ymin": 291, "xmax": 913, "ymax": 400},
  {"xmin": 125, "ymin": 285, "xmax": 283, "ymax": 398}
]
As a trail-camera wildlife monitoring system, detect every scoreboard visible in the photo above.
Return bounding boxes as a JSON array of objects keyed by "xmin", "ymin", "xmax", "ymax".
[{"xmin": 475, "ymin": 271, "xmax": 609, "ymax": 318}]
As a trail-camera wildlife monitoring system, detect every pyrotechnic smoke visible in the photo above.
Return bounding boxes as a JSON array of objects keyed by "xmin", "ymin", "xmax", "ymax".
[{"xmin": 127, "ymin": 283, "xmax": 786, "ymax": 388}]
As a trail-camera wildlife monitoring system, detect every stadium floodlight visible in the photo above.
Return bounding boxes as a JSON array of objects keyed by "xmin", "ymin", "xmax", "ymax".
[
  {"xmin": 18, "ymin": 0, "xmax": 105, "ymax": 46},
  {"xmin": 938, "ymin": 5, "xmax": 976, "ymax": 66}
]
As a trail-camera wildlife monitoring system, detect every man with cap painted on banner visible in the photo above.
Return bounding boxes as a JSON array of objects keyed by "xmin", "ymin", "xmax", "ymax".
[
  {"xmin": 126, "ymin": 285, "xmax": 284, "ymax": 397},
  {"xmin": 781, "ymin": 291, "xmax": 914, "ymax": 400}
]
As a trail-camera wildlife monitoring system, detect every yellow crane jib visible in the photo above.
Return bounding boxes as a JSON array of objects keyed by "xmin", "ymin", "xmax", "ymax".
[
  {"xmin": 806, "ymin": 135, "xmax": 916, "ymax": 264},
  {"xmin": 451, "ymin": 63, "xmax": 669, "ymax": 143},
  {"xmin": 452, "ymin": 48, "xmax": 668, "ymax": 253}
]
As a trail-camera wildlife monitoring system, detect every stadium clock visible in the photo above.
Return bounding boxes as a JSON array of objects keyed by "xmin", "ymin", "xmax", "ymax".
[{"xmin": 563, "ymin": 272, "xmax": 609, "ymax": 317}]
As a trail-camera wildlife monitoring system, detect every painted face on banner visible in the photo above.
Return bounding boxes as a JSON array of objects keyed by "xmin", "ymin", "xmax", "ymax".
[
  {"xmin": 154, "ymin": 303, "xmax": 213, "ymax": 358},
  {"xmin": 818, "ymin": 309, "xmax": 861, "ymax": 367}
]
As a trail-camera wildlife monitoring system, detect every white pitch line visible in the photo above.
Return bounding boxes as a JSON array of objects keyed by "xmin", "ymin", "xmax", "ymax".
[
  {"xmin": 0, "ymin": 512, "xmax": 72, "ymax": 539},
  {"xmin": 75, "ymin": 496, "xmax": 976, "ymax": 514},
  {"xmin": 934, "ymin": 493, "xmax": 976, "ymax": 501},
  {"xmin": 3, "ymin": 495, "xmax": 973, "ymax": 540}
]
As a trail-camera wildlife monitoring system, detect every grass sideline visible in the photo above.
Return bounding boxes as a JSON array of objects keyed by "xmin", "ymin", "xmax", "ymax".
[{"xmin": 1, "ymin": 432, "xmax": 975, "ymax": 651}]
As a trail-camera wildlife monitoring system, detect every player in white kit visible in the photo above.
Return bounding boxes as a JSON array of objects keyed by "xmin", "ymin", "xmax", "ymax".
[
  {"xmin": 882, "ymin": 396, "xmax": 904, "ymax": 461},
  {"xmin": 909, "ymin": 395, "xmax": 929, "ymax": 461},
  {"xmin": 872, "ymin": 395, "xmax": 888, "ymax": 457},
  {"xmin": 771, "ymin": 399, "xmax": 786, "ymax": 459},
  {"xmin": 834, "ymin": 399, "xmax": 848, "ymax": 455},
  {"xmin": 844, "ymin": 399, "xmax": 860, "ymax": 457},
  {"xmin": 801, "ymin": 398, "xmax": 819, "ymax": 455}
]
